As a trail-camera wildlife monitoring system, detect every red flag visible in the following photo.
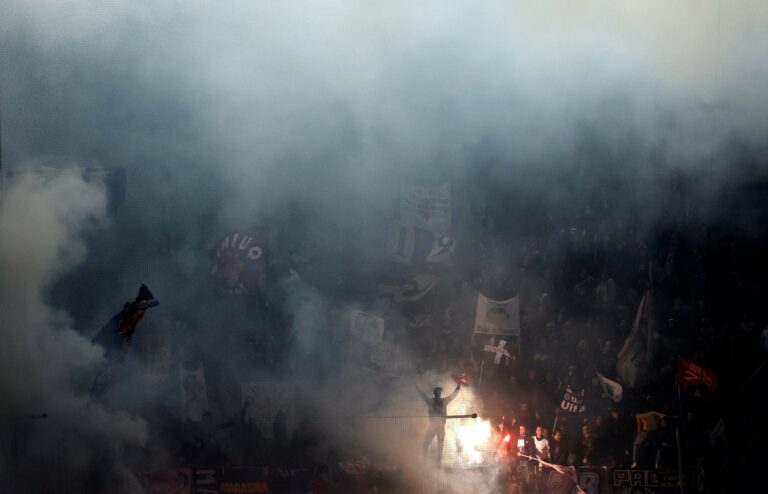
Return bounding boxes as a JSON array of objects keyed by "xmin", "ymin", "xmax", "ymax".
[{"xmin": 678, "ymin": 358, "xmax": 718, "ymax": 393}]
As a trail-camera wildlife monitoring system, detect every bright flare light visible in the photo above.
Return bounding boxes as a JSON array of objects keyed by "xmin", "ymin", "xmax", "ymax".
[
  {"xmin": 438, "ymin": 384, "xmax": 495, "ymax": 468},
  {"xmin": 444, "ymin": 417, "xmax": 494, "ymax": 467}
]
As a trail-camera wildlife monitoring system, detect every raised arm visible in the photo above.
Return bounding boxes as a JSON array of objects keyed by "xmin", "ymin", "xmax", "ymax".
[
  {"xmin": 414, "ymin": 385, "xmax": 430, "ymax": 405},
  {"xmin": 444, "ymin": 383, "xmax": 461, "ymax": 405}
]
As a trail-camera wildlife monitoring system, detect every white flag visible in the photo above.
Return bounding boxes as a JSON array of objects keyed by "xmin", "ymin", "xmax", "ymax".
[
  {"xmin": 483, "ymin": 337, "xmax": 512, "ymax": 365},
  {"xmin": 385, "ymin": 222, "xmax": 454, "ymax": 267},
  {"xmin": 473, "ymin": 293, "xmax": 520, "ymax": 336},
  {"xmin": 596, "ymin": 372, "xmax": 623, "ymax": 402},
  {"xmin": 400, "ymin": 182, "xmax": 451, "ymax": 234}
]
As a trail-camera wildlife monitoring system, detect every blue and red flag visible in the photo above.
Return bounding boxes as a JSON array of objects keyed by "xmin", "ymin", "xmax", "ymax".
[{"xmin": 92, "ymin": 284, "xmax": 159, "ymax": 362}]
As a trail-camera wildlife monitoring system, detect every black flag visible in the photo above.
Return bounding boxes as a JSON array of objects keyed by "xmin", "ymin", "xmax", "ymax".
[
  {"xmin": 90, "ymin": 285, "xmax": 159, "ymax": 397},
  {"xmin": 92, "ymin": 284, "xmax": 159, "ymax": 362}
]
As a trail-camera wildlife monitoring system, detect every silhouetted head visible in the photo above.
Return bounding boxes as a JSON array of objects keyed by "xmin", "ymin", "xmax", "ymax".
[{"xmin": 433, "ymin": 387, "xmax": 443, "ymax": 398}]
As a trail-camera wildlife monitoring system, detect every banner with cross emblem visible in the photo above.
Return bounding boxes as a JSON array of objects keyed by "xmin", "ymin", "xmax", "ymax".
[{"xmin": 483, "ymin": 337, "xmax": 513, "ymax": 366}]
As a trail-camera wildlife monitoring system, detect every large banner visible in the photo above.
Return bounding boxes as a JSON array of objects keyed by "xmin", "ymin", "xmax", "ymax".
[
  {"xmin": 219, "ymin": 467, "xmax": 269, "ymax": 494},
  {"xmin": 376, "ymin": 273, "xmax": 441, "ymax": 308},
  {"xmin": 144, "ymin": 467, "xmax": 311, "ymax": 494},
  {"xmin": 180, "ymin": 362, "xmax": 208, "ymax": 422},
  {"xmin": 577, "ymin": 466, "xmax": 610, "ymax": 494},
  {"xmin": 142, "ymin": 468, "xmax": 193, "ymax": 494},
  {"xmin": 192, "ymin": 468, "xmax": 220, "ymax": 494},
  {"xmin": 209, "ymin": 228, "xmax": 269, "ymax": 298},
  {"xmin": 545, "ymin": 466, "xmax": 610, "ymax": 494},
  {"xmin": 559, "ymin": 384, "xmax": 586, "ymax": 414},
  {"xmin": 348, "ymin": 309, "xmax": 385, "ymax": 345},
  {"xmin": 385, "ymin": 222, "xmax": 455, "ymax": 267},
  {"xmin": 400, "ymin": 182, "xmax": 451, "ymax": 234},
  {"xmin": 473, "ymin": 294, "xmax": 520, "ymax": 336},
  {"xmin": 613, "ymin": 468, "xmax": 680, "ymax": 493}
]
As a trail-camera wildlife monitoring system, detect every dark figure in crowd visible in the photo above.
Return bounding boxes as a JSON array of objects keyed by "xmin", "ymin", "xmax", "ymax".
[
  {"xmin": 581, "ymin": 424, "xmax": 595, "ymax": 465},
  {"xmin": 551, "ymin": 430, "xmax": 568, "ymax": 465},
  {"xmin": 609, "ymin": 407, "xmax": 634, "ymax": 467},
  {"xmin": 516, "ymin": 424, "xmax": 536, "ymax": 483},
  {"xmin": 516, "ymin": 424, "xmax": 535, "ymax": 458},
  {"xmin": 237, "ymin": 397, "xmax": 262, "ymax": 465},
  {"xmin": 289, "ymin": 418, "xmax": 319, "ymax": 466},
  {"xmin": 180, "ymin": 411, "xmax": 235, "ymax": 466},
  {"xmin": 416, "ymin": 382, "xmax": 461, "ymax": 465},
  {"xmin": 271, "ymin": 409, "xmax": 289, "ymax": 464},
  {"xmin": 631, "ymin": 410, "xmax": 668, "ymax": 469}
]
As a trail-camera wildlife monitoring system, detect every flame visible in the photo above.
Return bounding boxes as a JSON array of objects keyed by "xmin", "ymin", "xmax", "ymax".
[{"xmin": 443, "ymin": 417, "xmax": 494, "ymax": 467}]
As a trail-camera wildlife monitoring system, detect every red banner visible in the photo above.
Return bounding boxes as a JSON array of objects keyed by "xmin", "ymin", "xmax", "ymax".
[
  {"xmin": 141, "ymin": 468, "xmax": 192, "ymax": 494},
  {"xmin": 677, "ymin": 358, "xmax": 717, "ymax": 393}
]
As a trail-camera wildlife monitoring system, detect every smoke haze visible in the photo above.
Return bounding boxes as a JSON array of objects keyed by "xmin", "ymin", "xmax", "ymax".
[{"xmin": 1, "ymin": 0, "xmax": 767, "ymax": 492}]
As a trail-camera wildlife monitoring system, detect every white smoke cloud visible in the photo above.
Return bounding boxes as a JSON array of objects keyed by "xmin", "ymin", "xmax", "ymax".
[
  {"xmin": 0, "ymin": 172, "xmax": 146, "ymax": 488},
  {"xmin": 1, "ymin": 1, "xmax": 767, "ymax": 489}
]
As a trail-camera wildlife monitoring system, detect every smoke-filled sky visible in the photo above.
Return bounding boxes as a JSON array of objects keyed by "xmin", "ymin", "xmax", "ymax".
[
  {"xmin": 2, "ymin": 0, "xmax": 767, "ymax": 318},
  {"xmin": 1, "ymin": 0, "xmax": 768, "ymax": 491}
]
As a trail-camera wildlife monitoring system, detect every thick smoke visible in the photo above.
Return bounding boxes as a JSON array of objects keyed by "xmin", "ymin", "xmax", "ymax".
[
  {"xmin": 1, "ymin": 0, "xmax": 767, "ymax": 492},
  {"xmin": 0, "ymin": 172, "xmax": 146, "ymax": 491}
]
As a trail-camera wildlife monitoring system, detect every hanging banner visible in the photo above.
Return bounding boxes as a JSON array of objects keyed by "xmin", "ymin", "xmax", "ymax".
[
  {"xmin": 613, "ymin": 468, "xmax": 679, "ymax": 492},
  {"xmin": 180, "ymin": 362, "xmax": 208, "ymax": 422},
  {"xmin": 482, "ymin": 337, "xmax": 513, "ymax": 366},
  {"xmin": 209, "ymin": 227, "xmax": 269, "ymax": 298},
  {"xmin": 142, "ymin": 467, "xmax": 313, "ymax": 494},
  {"xmin": 141, "ymin": 468, "xmax": 193, "ymax": 494},
  {"xmin": 426, "ymin": 233, "xmax": 456, "ymax": 266},
  {"xmin": 192, "ymin": 468, "xmax": 220, "ymax": 494},
  {"xmin": 376, "ymin": 273, "xmax": 441, "ymax": 309},
  {"xmin": 219, "ymin": 467, "xmax": 270, "ymax": 494},
  {"xmin": 576, "ymin": 466, "xmax": 610, "ymax": 494},
  {"xmin": 400, "ymin": 182, "xmax": 451, "ymax": 234},
  {"xmin": 349, "ymin": 309, "xmax": 385, "ymax": 345},
  {"xmin": 473, "ymin": 294, "xmax": 520, "ymax": 336},
  {"xmin": 559, "ymin": 384, "xmax": 586, "ymax": 414},
  {"xmin": 385, "ymin": 222, "xmax": 455, "ymax": 267}
]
